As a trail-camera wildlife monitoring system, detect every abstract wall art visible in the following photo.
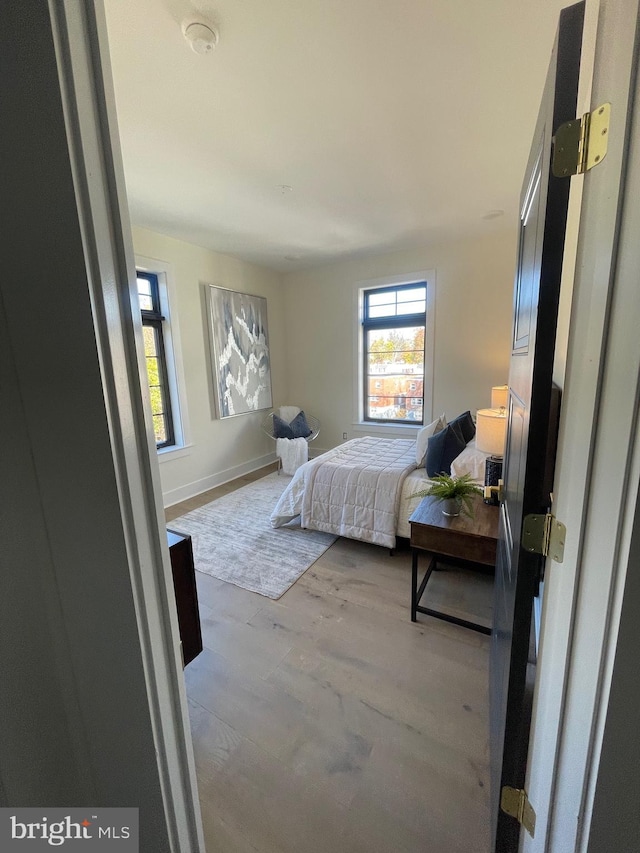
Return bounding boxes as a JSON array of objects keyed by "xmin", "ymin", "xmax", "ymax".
[{"xmin": 207, "ymin": 285, "xmax": 273, "ymax": 418}]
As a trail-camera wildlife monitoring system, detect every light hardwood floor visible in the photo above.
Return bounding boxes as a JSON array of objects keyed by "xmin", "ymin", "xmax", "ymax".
[{"xmin": 166, "ymin": 466, "xmax": 493, "ymax": 853}]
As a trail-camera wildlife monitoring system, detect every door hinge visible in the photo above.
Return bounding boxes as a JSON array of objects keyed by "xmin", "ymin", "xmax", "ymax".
[
  {"xmin": 501, "ymin": 786, "xmax": 536, "ymax": 838},
  {"xmin": 522, "ymin": 513, "xmax": 566, "ymax": 562},
  {"xmin": 552, "ymin": 103, "xmax": 610, "ymax": 177}
]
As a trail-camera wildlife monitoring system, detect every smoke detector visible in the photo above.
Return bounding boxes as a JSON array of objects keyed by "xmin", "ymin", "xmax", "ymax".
[{"xmin": 184, "ymin": 22, "xmax": 218, "ymax": 55}]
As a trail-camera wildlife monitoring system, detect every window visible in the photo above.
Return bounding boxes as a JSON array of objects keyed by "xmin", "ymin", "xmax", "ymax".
[
  {"xmin": 362, "ymin": 282, "xmax": 427, "ymax": 424},
  {"xmin": 136, "ymin": 271, "xmax": 175, "ymax": 448}
]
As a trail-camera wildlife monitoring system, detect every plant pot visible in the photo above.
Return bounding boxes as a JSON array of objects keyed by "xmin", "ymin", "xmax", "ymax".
[{"xmin": 441, "ymin": 497, "xmax": 462, "ymax": 517}]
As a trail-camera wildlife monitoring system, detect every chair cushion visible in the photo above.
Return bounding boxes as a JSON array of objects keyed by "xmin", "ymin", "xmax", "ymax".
[
  {"xmin": 273, "ymin": 414, "xmax": 295, "ymax": 439},
  {"xmin": 290, "ymin": 410, "xmax": 313, "ymax": 438},
  {"xmin": 425, "ymin": 422, "xmax": 466, "ymax": 477}
]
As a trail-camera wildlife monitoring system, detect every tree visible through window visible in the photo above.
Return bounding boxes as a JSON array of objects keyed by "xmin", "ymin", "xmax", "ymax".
[
  {"xmin": 137, "ymin": 271, "xmax": 175, "ymax": 448},
  {"xmin": 362, "ymin": 283, "xmax": 427, "ymax": 424}
]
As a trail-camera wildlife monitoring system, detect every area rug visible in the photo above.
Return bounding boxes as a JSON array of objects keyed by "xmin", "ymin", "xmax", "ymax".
[{"xmin": 169, "ymin": 473, "xmax": 336, "ymax": 599}]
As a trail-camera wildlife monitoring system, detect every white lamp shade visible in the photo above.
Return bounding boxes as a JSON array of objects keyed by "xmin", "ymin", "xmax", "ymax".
[
  {"xmin": 491, "ymin": 385, "xmax": 509, "ymax": 409},
  {"xmin": 476, "ymin": 408, "xmax": 507, "ymax": 457}
]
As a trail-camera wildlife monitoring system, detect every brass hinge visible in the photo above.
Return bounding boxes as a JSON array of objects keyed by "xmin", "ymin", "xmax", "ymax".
[
  {"xmin": 522, "ymin": 513, "xmax": 566, "ymax": 562},
  {"xmin": 552, "ymin": 103, "xmax": 610, "ymax": 177},
  {"xmin": 501, "ymin": 786, "xmax": 536, "ymax": 837}
]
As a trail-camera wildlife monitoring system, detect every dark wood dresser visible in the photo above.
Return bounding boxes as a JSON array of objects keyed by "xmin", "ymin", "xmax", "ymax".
[{"xmin": 166, "ymin": 528, "xmax": 203, "ymax": 666}]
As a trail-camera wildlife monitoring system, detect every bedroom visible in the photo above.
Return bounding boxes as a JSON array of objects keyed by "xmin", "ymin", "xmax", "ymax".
[
  {"xmin": 99, "ymin": 3, "xmax": 544, "ymax": 843},
  {"xmin": 106, "ymin": 3, "xmax": 525, "ymax": 847},
  {"xmin": 7, "ymin": 5, "xmax": 640, "ymax": 852}
]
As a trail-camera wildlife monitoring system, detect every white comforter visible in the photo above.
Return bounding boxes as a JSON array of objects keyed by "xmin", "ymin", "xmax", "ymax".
[{"xmin": 270, "ymin": 437, "xmax": 418, "ymax": 548}]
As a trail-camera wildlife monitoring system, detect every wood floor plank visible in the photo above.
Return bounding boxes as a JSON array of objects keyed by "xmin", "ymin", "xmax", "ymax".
[
  {"xmin": 254, "ymin": 574, "xmax": 489, "ymax": 665},
  {"xmin": 264, "ymin": 646, "xmax": 489, "ymax": 824},
  {"xmin": 198, "ymin": 810, "xmax": 262, "ymax": 853},
  {"xmin": 357, "ymin": 740, "xmax": 491, "ymax": 850},
  {"xmin": 340, "ymin": 740, "xmax": 490, "ymax": 853},
  {"xmin": 268, "ymin": 641, "xmax": 488, "ymax": 767},
  {"xmin": 188, "ymin": 698, "xmax": 243, "ymax": 782},
  {"xmin": 198, "ymin": 602, "xmax": 293, "ymax": 680},
  {"xmin": 296, "ymin": 563, "xmax": 410, "ymax": 620},
  {"xmin": 184, "ymin": 646, "xmax": 306, "ymax": 761},
  {"xmin": 195, "ymin": 572, "xmax": 264, "ymax": 625},
  {"xmin": 196, "ymin": 736, "xmax": 351, "ymax": 853}
]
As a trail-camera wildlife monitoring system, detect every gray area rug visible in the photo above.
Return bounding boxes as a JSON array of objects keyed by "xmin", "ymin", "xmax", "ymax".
[{"xmin": 169, "ymin": 473, "xmax": 336, "ymax": 599}]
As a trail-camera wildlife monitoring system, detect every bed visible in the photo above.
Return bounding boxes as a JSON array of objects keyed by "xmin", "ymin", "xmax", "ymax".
[{"xmin": 270, "ymin": 428, "xmax": 489, "ymax": 549}]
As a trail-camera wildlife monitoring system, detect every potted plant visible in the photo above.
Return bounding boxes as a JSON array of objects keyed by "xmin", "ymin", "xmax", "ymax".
[{"xmin": 410, "ymin": 472, "xmax": 483, "ymax": 518}]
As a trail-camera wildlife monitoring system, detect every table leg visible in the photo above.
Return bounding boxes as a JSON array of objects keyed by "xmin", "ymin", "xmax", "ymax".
[
  {"xmin": 412, "ymin": 550, "xmax": 435, "ymax": 622},
  {"xmin": 411, "ymin": 550, "xmax": 418, "ymax": 621}
]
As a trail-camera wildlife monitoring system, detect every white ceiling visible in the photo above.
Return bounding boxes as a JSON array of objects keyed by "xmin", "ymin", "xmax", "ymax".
[{"xmin": 104, "ymin": 0, "xmax": 568, "ymax": 272}]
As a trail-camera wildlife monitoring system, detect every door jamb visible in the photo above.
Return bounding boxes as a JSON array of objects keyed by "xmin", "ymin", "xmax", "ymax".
[{"xmin": 51, "ymin": 3, "xmax": 205, "ymax": 850}]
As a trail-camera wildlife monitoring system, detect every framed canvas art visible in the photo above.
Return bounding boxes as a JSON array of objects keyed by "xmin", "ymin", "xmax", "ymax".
[{"xmin": 207, "ymin": 285, "xmax": 273, "ymax": 418}]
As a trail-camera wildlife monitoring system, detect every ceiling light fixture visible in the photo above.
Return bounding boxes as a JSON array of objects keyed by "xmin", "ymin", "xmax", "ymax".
[{"xmin": 183, "ymin": 22, "xmax": 218, "ymax": 55}]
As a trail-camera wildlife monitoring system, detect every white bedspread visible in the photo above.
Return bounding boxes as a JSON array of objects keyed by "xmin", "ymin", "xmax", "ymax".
[{"xmin": 270, "ymin": 437, "xmax": 417, "ymax": 548}]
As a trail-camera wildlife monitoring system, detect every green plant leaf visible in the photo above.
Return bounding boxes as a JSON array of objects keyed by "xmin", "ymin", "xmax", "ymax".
[{"xmin": 408, "ymin": 472, "xmax": 483, "ymax": 517}]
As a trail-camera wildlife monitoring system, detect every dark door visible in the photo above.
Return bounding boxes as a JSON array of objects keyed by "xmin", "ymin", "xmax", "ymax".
[{"xmin": 490, "ymin": 3, "xmax": 584, "ymax": 850}]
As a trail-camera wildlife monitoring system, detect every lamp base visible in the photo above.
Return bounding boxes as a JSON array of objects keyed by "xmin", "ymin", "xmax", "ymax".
[{"xmin": 484, "ymin": 456, "xmax": 503, "ymax": 505}]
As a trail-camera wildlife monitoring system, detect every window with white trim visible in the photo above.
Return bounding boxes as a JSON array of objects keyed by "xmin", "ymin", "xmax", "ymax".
[
  {"xmin": 136, "ymin": 271, "xmax": 175, "ymax": 447},
  {"xmin": 135, "ymin": 260, "xmax": 190, "ymax": 455},
  {"xmin": 361, "ymin": 282, "xmax": 428, "ymax": 425}
]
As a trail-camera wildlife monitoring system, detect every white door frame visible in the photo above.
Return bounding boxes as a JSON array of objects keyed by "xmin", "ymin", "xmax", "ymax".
[
  {"xmin": 52, "ymin": 3, "xmax": 204, "ymax": 849},
  {"xmin": 523, "ymin": 0, "xmax": 640, "ymax": 849}
]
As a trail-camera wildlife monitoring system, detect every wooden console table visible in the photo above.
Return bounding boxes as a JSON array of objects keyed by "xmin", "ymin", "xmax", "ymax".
[{"xmin": 408, "ymin": 495, "xmax": 499, "ymax": 634}]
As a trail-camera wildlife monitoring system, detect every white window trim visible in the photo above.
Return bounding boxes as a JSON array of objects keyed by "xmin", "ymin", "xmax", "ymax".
[
  {"xmin": 135, "ymin": 254, "xmax": 191, "ymax": 459},
  {"xmin": 353, "ymin": 270, "xmax": 435, "ymax": 435}
]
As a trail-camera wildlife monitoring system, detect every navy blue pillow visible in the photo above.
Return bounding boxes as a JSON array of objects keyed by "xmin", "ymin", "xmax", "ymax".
[
  {"xmin": 273, "ymin": 411, "xmax": 313, "ymax": 439},
  {"xmin": 425, "ymin": 422, "xmax": 466, "ymax": 477},
  {"xmin": 290, "ymin": 410, "xmax": 313, "ymax": 438},
  {"xmin": 448, "ymin": 410, "xmax": 476, "ymax": 444},
  {"xmin": 273, "ymin": 414, "xmax": 294, "ymax": 439}
]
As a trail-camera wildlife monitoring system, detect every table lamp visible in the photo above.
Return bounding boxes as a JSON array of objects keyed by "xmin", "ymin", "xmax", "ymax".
[
  {"xmin": 491, "ymin": 384, "xmax": 509, "ymax": 410},
  {"xmin": 476, "ymin": 406, "xmax": 507, "ymax": 505}
]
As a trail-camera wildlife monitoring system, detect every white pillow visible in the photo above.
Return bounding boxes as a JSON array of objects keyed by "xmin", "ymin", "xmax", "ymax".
[
  {"xmin": 450, "ymin": 440, "xmax": 488, "ymax": 482},
  {"xmin": 415, "ymin": 413, "xmax": 447, "ymax": 465}
]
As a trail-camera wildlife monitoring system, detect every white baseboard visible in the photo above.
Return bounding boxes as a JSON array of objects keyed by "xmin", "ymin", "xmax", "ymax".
[{"xmin": 162, "ymin": 452, "xmax": 276, "ymax": 508}]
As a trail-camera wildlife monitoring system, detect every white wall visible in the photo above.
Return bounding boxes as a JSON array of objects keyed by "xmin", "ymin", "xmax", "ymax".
[
  {"xmin": 132, "ymin": 227, "xmax": 287, "ymax": 506},
  {"xmin": 281, "ymin": 230, "xmax": 517, "ymax": 451}
]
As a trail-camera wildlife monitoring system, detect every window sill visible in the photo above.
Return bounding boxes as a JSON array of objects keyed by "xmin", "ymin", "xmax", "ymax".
[
  {"xmin": 351, "ymin": 421, "xmax": 421, "ymax": 437},
  {"xmin": 157, "ymin": 443, "xmax": 193, "ymax": 463}
]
